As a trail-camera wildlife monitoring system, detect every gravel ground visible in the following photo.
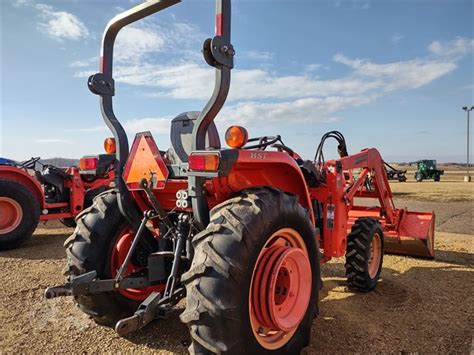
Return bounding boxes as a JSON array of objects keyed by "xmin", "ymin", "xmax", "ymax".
[{"xmin": 0, "ymin": 199, "xmax": 472, "ymax": 353}]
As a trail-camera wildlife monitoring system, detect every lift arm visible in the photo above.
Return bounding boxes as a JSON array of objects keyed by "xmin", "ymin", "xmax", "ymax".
[{"xmin": 339, "ymin": 148, "xmax": 398, "ymax": 225}]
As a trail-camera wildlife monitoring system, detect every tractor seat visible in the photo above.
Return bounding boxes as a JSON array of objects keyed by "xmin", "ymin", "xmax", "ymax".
[{"xmin": 167, "ymin": 111, "xmax": 221, "ymax": 164}]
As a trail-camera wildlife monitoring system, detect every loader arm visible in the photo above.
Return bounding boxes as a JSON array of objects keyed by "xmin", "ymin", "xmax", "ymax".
[
  {"xmin": 339, "ymin": 148, "xmax": 398, "ymax": 226},
  {"xmin": 311, "ymin": 147, "xmax": 434, "ymax": 260}
]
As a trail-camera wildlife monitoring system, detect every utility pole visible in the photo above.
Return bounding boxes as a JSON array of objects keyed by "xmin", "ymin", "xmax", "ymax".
[{"xmin": 462, "ymin": 106, "xmax": 474, "ymax": 182}]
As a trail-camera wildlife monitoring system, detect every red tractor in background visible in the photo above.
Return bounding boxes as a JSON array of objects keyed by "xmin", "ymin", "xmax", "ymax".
[
  {"xmin": 0, "ymin": 142, "xmax": 116, "ymax": 250},
  {"xmin": 46, "ymin": 1, "xmax": 435, "ymax": 353}
]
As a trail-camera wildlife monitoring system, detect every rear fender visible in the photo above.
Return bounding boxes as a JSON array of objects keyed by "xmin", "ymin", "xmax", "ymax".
[
  {"xmin": 217, "ymin": 150, "xmax": 314, "ymax": 223},
  {"xmin": 0, "ymin": 166, "xmax": 45, "ymax": 207}
]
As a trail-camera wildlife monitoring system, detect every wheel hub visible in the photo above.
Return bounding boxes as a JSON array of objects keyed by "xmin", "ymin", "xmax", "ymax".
[
  {"xmin": 0, "ymin": 197, "xmax": 23, "ymax": 235},
  {"xmin": 249, "ymin": 228, "xmax": 312, "ymax": 349},
  {"xmin": 110, "ymin": 229, "xmax": 165, "ymax": 301},
  {"xmin": 368, "ymin": 233, "xmax": 382, "ymax": 278}
]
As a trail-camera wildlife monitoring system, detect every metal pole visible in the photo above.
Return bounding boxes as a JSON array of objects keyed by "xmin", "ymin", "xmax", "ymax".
[
  {"xmin": 462, "ymin": 106, "xmax": 473, "ymax": 182},
  {"xmin": 468, "ymin": 109, "xmax": 470, "ymax": 180}
]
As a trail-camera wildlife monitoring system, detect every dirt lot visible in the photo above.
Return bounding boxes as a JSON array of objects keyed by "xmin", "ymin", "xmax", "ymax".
[{"xmin": 1, "ymin": 196, "xmax": 473, "ymax": 353}]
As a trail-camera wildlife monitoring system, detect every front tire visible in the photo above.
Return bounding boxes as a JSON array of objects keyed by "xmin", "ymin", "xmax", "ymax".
[
  {"xmin": 181, "ymin": 188, "xmax": 320, "ymax": 354},
  {"xmin": 0, "ymin": 179, "xmax": 40, "ymax": 250},
  {"xmin": 345, "ymin": 218, "xmax": 384, "ymax": 292}
]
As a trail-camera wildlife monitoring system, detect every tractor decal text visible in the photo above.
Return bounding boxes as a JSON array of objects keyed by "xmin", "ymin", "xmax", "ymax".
[{"xmin": 250, "ymin": 152, "xmax": 268, "ymax": 160}]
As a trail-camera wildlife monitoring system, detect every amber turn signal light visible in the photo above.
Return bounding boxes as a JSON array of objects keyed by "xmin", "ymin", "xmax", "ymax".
[
  {"xmin": 225, "ymin": 125, "xmax": 248, "ymax": 149},
  {"xmin": 104, "ymin": 137, "xmax": 116, "ymax": 154}
]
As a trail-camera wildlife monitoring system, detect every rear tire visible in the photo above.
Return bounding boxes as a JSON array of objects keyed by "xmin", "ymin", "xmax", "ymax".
[
  {"xmin": 60, "ymin": 187, "xmax": 109, "ymax": 228},
  {"xmin": 181, "ymin": 187, "xmax": 320, "ymax": 354},
  {"xmin": 345, "ymin": 218, "xmax": 384, "ymax": 292},
  {"xmin": 63, "ymin": 191, "xmax": 140, "ymax": 327},
  {"xmin": 0, "ymin": 179, "xmax": 40, "ymax": 250},
  {"xmin": 60, "ymin": 218, "xmax": 76, "ymax": 228}
]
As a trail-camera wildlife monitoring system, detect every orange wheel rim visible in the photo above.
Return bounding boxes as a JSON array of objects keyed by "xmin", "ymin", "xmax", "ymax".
[
  {"xmin": 0, "ymin": 197, "xmax": 23, "ymax": 234},
  {"xmin": 110, "ymin": 228, "xmax": 164, "ymax": 301},
  {"xmin": 249, "ymin": 228, "xmax": 312, "ymax": 350},
  {"xmin": 368, "ymin": 233, "xmax": 382, "ymax": 278}
]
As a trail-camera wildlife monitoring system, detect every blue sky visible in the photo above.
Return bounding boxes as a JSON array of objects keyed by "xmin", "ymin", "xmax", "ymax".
[{"xmin": 1, "ymin": 0, "xmax": 473, "ymax": 162}]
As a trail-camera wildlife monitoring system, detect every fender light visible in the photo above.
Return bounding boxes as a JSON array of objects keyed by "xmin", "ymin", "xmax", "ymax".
[
  {"xmin": 225, "ymin": 125, "xmax": 248, "ymax": 149},
  {"xmin": 104, "ymin": 137, "xmax": 116, "ymax": 154},
  {"xmin": 188, "ymin": 153, "xmax": 220, "ymax": 172},
  {"xmin": 79, "ymin": 156, "xmax": 98, "ymax": 171}
]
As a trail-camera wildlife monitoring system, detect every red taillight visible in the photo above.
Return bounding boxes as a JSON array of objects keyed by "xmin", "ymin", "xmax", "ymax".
[
  {"xmin": 188, "ymin": 153, "xmax": 220, "ymax": 172},
  {"xmin": 79, "ymin": 157, "xmax": 98, "ymax": 171}
]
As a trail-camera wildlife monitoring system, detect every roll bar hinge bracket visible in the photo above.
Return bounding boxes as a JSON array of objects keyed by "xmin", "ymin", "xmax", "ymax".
[
  {"xmin": 88, "ymin": 73, "xmax": 115, "ymax": 96},
  {"xmin": 202, "ymin": 36, "xmax": 235, "ymax": 69}
]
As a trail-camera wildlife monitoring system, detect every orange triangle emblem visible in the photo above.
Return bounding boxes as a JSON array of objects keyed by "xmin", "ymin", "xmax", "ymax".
[{"xmin": 123, "ymin": 132, "xmax": 169, "ymax": 190}]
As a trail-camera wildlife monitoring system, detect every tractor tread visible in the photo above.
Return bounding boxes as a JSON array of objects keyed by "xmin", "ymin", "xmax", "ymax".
[
  {"xmin": 345, "ymin": 218, "xmax": 384, "ymax": 292},
  {"xmin": 0, "ymin": 179, "xmax": 41, "ymax": 250},
  {"xmin": 201, "ymin": 241, "xmax": 230, "ymax": 278},
  {"xmin": 181, "ymin": 187, "xmax": 320, "ymax": 354},
  {"xmin": 63, "ymin": 190, "xmax": 141, "ymax": 327}
]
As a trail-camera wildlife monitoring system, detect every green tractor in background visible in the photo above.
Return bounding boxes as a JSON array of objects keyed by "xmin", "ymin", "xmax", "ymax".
[{"xmin": 410, "ymin": 160, "xmax": 444, "ymax": 182}]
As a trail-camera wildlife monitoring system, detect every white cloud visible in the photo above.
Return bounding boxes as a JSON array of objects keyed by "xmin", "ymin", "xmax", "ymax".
[
  {"xmin": 241, "ymin": 50, "xmax": 274, "ymax": 61},
  {"xmin": 97, "ymin": 63, "xmax": 382, "ymax": 101},
  {"xmin": 220, "ymin": 95, "xmax": 378, "ymax": 126},
  {"xmin": 428, "ymin": 37, "xmax": 474, "ymax": 59},
  {"xmin": 36, "ymin": 4, "xmax": 90, "ymax": 41},
  {"xmin": 69, "ymin": 57, "xmax": 96, "ymax": 68},
  {"xmin": 36, "ymin": 138, "xmax": 74, "ymax": 144},
  {"xmin": 64, "ymin": 126, "xmax": 107, "ymax": 133},
  {"xmin": 115, "ymin": 26, "xmax": 166, "ymax": 63},
  {"xmin": 11, "ymin": 0, "xmax": 33, "ymax": 7},
  {"xmin": 333, "ymin": 53, "xmax": 457, "ymax": 90},
  {"xmin": 115, "ymin": 21, "xmax": 201, "ymax": 63},
  {"xmin": 73, "ymin": 35, "xmax": 472, "ymax": 129},
  {"xmin": 305, "ymin": 63, "xmax": 326, "ymax": 72},
  {"xmin": 124, "ymin": 117, "xmax": 171, "ymax": 135},
  {"xmin": 390, "ymin": 34, "xmax": 405, "ymax": 44},
  {"xmin": 65, "ymin": 117, "xmax": 172, "ymax": 136}
]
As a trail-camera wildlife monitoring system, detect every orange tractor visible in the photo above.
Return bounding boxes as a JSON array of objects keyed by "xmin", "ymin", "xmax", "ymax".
[
  {"xmin": 0, "ymin": 152, "xmax": 115, "ymax": 250},
  {"xmin": 46, "ymin": 1, "xmax": 435, "ymax": 353}
]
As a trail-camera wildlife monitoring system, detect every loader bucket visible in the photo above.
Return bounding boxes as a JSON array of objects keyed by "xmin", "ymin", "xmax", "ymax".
[{"xmin": 384, "ymin": 211, "xmax": 435, "ymax": 259}]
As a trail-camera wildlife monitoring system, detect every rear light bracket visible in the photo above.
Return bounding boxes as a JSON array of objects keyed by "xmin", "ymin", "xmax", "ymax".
[{"xmin": 186, "ymin": 149, "xmax": 238, "ymax": 178}]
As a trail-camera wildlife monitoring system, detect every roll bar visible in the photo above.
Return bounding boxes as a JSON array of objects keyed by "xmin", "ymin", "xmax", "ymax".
[
  {"xmin": 88, "ymin": 0, "xmax": 181, "ymax": 228},
  {"xmin": 190, "ymin": 0, "xmax": 234, "ymax": 227},
  {"xmin": 87, "ymin": 0, "xmax": 234, "ymax": 228}
]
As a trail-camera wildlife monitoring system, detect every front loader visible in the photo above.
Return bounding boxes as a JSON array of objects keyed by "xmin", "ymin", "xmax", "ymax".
[{"xmin": 46, "ymin": 1, "xmax": 435, "ymax": 353}]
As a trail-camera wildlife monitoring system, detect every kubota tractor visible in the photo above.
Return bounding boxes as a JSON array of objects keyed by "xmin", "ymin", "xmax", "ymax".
[
  {"xmin": 0, "ymin": 145, "xmax": 116, "ymax": 250},
  {"xmin": 46, "ymin": 1, "xmax": 435, "ymax": 353}
]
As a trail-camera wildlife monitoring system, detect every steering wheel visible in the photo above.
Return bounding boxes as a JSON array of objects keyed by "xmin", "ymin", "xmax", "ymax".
[
  {"xmin": 20, "ymin": 157, "xmax": 41, "ymax": 169},
  {"xmin": 243, "ymin": 135, "xmax": 281, "ymax": 150}
]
